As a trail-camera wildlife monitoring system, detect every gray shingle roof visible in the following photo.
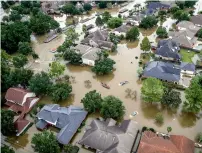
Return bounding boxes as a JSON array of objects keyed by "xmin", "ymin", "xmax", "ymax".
[
  {"xmin": 180, "ymin": 62, "xmax": 195, "ymax": 71},
  {"xmin": 143, "ymin": 61, "xmax": 181, "ymax": 82},
  {"xmin": 156, "ymin": 39, "xmax": 181, "ymax": 60},
  {"xmin": 190, "ymin": 14, "xmax": 202, "ymax": 26},
  {"xmin": 36, "ymin": 104, "xmax": 87, "ymax": 144},
  {"xmin": 78, "ymin": 119, "xmax": 139, "ymax": 153},
  {"xmin": 114, "ymin": 25, "xmax": 130, "ymax": 33}
]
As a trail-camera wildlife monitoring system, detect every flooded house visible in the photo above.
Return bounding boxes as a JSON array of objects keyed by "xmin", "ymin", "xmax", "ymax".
[
  {"xmin": 78, "ymin": 118, "xmax": 140, "ymax": 153},
  {"xmin": 190, "ymin": 14, "xmax": 202, "ymax": 27},
  {"xmin": 155, "ymin": 39, "xmax": 181, "ymax": 61},
  {"xmin": 138, "ymin": 131, "xmax": 195, "ymax": 153},
  {"xmin": 113, "ymin": 25, "xmax": 131, "ymax": 37},
  {"xmin": 81, "ymin": 29, "xmax": 114, "ymax": 50},
  {"xmin": 36, "ymin": 104, "xmax": 87, "ymax": 145},
  {"xmin": 74, "ymin": 44, "xmax": 101, "ymax": 66},
  {"xmin": 5, "ymin": 88, "xmax": 40, "ymax": 136},
  {"xmin": 126, "ymin": 14, "xmax": 145, "ymax": 26},
  {"xmin": 169, "ymin": 21, "xmax": 200, "ymax": 49},
  {"xmin": 41, "ymin": 1, "xmax": 65, "ymax": 14}
]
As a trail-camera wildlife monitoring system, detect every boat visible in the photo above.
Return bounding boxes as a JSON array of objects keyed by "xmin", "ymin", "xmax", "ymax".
[
  {"xmin": 119, "ymin": 81, "xmax": 129, "ymax": 86},
  {"xmin": 101, "ymin": 82, "xmax": 110, "ymax": 89},
  {"xmin": 49, "ymin": 48, "xmax": 57, "ymax": 53}
]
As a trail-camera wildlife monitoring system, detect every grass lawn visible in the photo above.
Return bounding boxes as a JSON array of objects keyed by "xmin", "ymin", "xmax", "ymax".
[{"xmin": 179, "ymin": 49, "xmax": 196, "ymax": 63}]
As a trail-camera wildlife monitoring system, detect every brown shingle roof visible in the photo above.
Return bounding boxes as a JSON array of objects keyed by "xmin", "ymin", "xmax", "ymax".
[
  {"xmin": 5, "ymin": 88, "xmax": 29, "ymax": 105},
  {"xmin": 138, "ymin": 131, "xmax": 194, "ymax": 153}
]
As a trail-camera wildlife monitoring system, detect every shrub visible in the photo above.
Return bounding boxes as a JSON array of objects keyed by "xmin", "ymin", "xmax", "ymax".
[
  {"xmin": 195, "ymin": 132, "xmax": 202, "ymax": 143},
  {"xmin": 155, "ymin": 113, "xmax": 164, "ymax": 124}
]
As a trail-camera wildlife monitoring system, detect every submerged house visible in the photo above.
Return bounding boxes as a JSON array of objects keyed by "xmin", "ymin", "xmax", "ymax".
[
  {"xmin": 113, "ymin": 25, "xmax": 131, "ymax": 36},
  {"xmin": 155, "ymin": 39, "xmax": 181, "ymax": 61},
  {"xmin": 79, "ymin": 118, "xmax": 140, "ymax": 153},
  {"xmin": 36, "ymin": 104, "xmax": 87, "ymax": 145},
  {"xmin": 5, "ymin": 88, "xmax": 39, "ymax": 136},
  {"xmin": 138, "ymin": 131, "xmax": 195, "ymax": 153},
  {"xmin": 81, "ymin": 30, "xmax": 114, "ymax": 50},
  {"xmin": 169, "ymin": 21, "xmax": 200, "ymax": 49},
  {"xmin": 74, "ymin": 44, "xmax": 101, "ymax": 66}
]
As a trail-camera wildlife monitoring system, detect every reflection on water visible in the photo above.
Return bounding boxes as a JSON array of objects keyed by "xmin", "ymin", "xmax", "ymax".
[
  {"xmin": 140, "ymin": 102, "xmax": 161, "ymax": 119},
  {"xmin": 93, "ymin": 73, "xmax": 115, "ymax": 82},
  {"xmin": 139, "ymin": 26, "xmax": 158, "ymax": 36},
  {"xmin": 120, "ymin": 40, "xmax": 139, "ymax": 49},
  {"xmin": 6, "ymin": 134, "xmax": 29, "ymax": 150},
  {"xmin": 177, "ymin": 112, "xmax": 197, "ymax": 128}
]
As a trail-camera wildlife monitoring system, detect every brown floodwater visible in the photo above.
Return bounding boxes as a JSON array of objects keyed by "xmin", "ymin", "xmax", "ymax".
[{"xmin": 8, "ymin": 2, "xmax": 202, "ymax": 152}]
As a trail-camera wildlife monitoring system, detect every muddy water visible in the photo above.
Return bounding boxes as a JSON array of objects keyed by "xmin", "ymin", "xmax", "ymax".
[{"xmin": 9, "ymin": 1, "xmax": 202, "ymax": 152}]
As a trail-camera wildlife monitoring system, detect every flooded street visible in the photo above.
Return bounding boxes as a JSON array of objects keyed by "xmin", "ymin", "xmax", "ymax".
[{"xmin": 8, "ymin": 1, "xmax": 202, "ymax": 152}]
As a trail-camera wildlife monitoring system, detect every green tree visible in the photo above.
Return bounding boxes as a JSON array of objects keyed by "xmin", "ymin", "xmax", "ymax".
[
  {"xmin": 100, "ymin": 96, "xmax": 125, "ymax": 119},
  {"xmin": 198, "ymin": 28, "xmax": 202, "ymax": 38},
  {"xmin": 102, "ymin": 11, "xmax": 112, "ymax": 23},
  {"xmin": 141, "ymin": 78, "xmax": 164, "ymax": 103},
  {"xmin": 18, "ymin": 42, "xmax": 33, "ymax": 55},
  {"xmin": 63, "ymin": 49, "xmax": 82, "ymax": 65},
  {"xmin": 195, "ymin": 132, "xmax": 202, "ymax": 143},
  {"xmin": 161, "ymin": 88, "xmax": 182, "ymax": 109},
  {"xmin": 95, "ymin": 16, "xmax": 104, "ymax": 28},
  {"xmin": 169, "ymin": 6, "xmax": 180, "ymax": 14},
  {"xmin": 155, "ymin": 113, "xmax": 164, "ymax": 124},
  {"xmin": 107, "ymin": 17, "xmax": 122, "ymax": 29},
  {"xmin": 1, "ymin": 1, "xmax": 10, "ymax": 10},
  {"xmin": 9, "ymin": 10, "xmax": 22, "ymax": 21},
  {"xmin": 30, "ymin": 12, "xmax": 59, "ymax": 35},
  {"xmin": 83, "ymin": 3, "xmax": 92, "ymax": 12},
  {"xmin": 32, "ymin": 53, "xmax": 39, "ymax": 59},
  {"xmin": 63, "ymin": 27, "xmax": 79, "ymax": 48},
  {"xmin": 107, "ymin": 2, "xmax": 112, "ymax": 9},
  {"xmin": 184, "ymin": 1, "xmax": 197, "ymax": 8},
  {"xmin": 50, "ymin": 83, "xmax": 72, "ymax": 102},
  {"xmin": 1, "ymin": 109, "xmax": 16, "ymax": 136},
  {"xmin": 92, "ymin": 58, "xmax": 115, "ymax": 75},
  {"xmin": 189, "ymin": 10, "xmax": 194, "ymax": 16},
  {"xmin": 126, "ymin": 26, "xmax": 140, "ymax": 41},
  {"xmin": 173, "ymin": 10, "xmax": 190, "ymax": 21},
  {"xmin": 1, "ymin": 146, "xmax": 15, "ymax": 153},
  {"xmin": 98, "ymin": 1, "xmax": 107, "ymax": 9},
  {"xmin": 137, "ymin": 67, "xmax": 144, "ymax": 77},
  {"xmin": 81, "ymin": 90, "xmax": 103, "ymax": 113},
  {"xmin": 2, "ymin": 15, "xmax": 9, "ymax": 22},
  {"xmin": 176, "ymin": 1, "xmax": 185, "ymax": 9},
  {"xmin": 49, "ymin": 61, "xmax": 65, "ymax": 79},
  {"xmin": 156, "ymin": 26, "xmax": 168, "ymax": 38},
  {"xmin": 29, "ymin": 72, "xmax": 52, "ymax": 95},
  {"xmin": 32, "ymin": 7, "xmax": 40, "ymax": 16},
  {"xmin": 82, "ymin": 24, "xmax": 87, "ymax": 33},
  {"xmin": 61, "ymin": 3, "xmax": 80, "ymax": 16},
  {"xmin": 13, "ymin": 54, "xmax": 28, "ymax": 68},
  {"xmin": 31, "ymin": 130, "xmax": 60, "ymax": 153},
  {"xmin": 1, "ymin": 22, "xmax": 31, "ymax": 53},
  {"xmin": 183, "ymin": 76, "xmax": 202, "ymax": 113},
  {"xmin": 63, "ymin": 144, "xmax": 79, "ymax": 153},
  {"xmin": 140, "ymin": 37, "xmax": 151, "ymax": 52},
  {"xmin": 139, "ymin": 16, "xmax": 158, "ymax": 29},
  {"xmin": 167, "ymin": 126, "xmax": 172, "ymax": 133}
]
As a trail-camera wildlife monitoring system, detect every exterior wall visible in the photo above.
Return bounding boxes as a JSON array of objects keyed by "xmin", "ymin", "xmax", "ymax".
[
  {"xmin": 82, "ymin": 58, "xmax": 95, "ymax": 66},
  {"xmin": 155, "ymin": 55, "xmax": 175, "ymax": 61},
  {"xmin": 181, "ymin": 70, "xmax": 195, "ymax": 75},
  {"xmin": 89, "ymin": 40, "xmax": 99, "ymax": 47},
  {"xmin": 29, "ymin": 98, "xmax": 40, "ymax": 109},
  {"xmin": 113, "ymin": 31, "xmax": 126, "ymax": 37}
]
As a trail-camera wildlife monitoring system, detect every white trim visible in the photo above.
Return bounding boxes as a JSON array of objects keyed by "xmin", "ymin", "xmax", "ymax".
[{"xmin": 16, "ymin": 122, "xmax": 31, "ymax": 136}]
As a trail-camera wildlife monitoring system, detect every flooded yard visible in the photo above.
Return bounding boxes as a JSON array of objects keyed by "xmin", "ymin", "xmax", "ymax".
[{"xmin": 7, "ymin": 1, "xmax": 202, "ymax": 152}]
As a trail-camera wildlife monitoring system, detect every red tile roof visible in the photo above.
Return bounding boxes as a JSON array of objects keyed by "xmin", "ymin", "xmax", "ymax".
[
  {"xmin": 138, "ymin": 131, "xmax": 194, "ymax": 153},
  {"xmin": 14, "ymin": 119, "xmax": 31, "ymax": 136},
  {"xmin": 5, "ymin": 88, "xmax": 29, "ymax": 105}
]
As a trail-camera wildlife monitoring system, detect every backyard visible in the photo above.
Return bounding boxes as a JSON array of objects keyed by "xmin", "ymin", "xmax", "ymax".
[{"xmin": 179, "ymin": 49, "xmax": 196, "ymax": 63}]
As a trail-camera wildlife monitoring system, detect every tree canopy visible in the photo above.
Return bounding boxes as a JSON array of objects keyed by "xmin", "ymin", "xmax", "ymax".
[
  {"xmin": 183, "ymin": 76, "xmax": 202, "ymax": 113},
  {"xmin": 12, "ymin": 54, "xmax": 28, "ymax": 68},
  {"xmin": 92, "ymin": 58, "xmax": 115, "ymax": 75},
  {"xmin": 161, "ymin": 88, "xmax": 182, "ymax": 109},
  {"xmin": 98, "ymin": 1, "xmax": 107, "ymax": 9},
  {"xmin": 156, "ymin": 26, "xmax": 168, "ymax": 38},
  {"xmin": 1, "ymin": 146, "xmax": 15, "ymax": 153},
  {"xmin": 50, "ymin": 83, "xmax": 72, "ymax": 102},
  {"xmin": 141, "ymin": 78, "xmax": 164, "ymax": 103},
  {"xmin": 139, "ymin": 16, "xmax": 158, "ymax": 29},
  {"xmin": 102, "ymin": 11, "xmax": 112, "ymax": 23},
  {"xmin": 81, "ymin": 90, "xmax": 103, "ymax": 113},
  {"xmin": 63, "ymin": 28, "xmax": 79, "ymax": 48},
  {"xmin": 1, "ymin": 109, "xmax": 16, "ymax": 136},
  {"xmin": 83, "ymin": 3, "xmax": 92, "ymax": 12},
  {"xmin": 61, "ymin": 3, "xmax": 81, "ymax": 15},
  {"xmin": 107, "ymin": 17, "xmax": 122, "ymax": 29},
  {"xmin": 197, "ymin": 28, "xmax": 202, "ymax": 38},
  {"xmin": 30, "ymin": 12, "xmax": 59, "ymax": 35},
  {"xmin": 126, "ymin": 26, "xmax": 140, "ymax": 41},
  {"xmin": 1, "ymin": 22, "xmax": 31, "ymax": 53},
  {"xmin": 49, "ymin": 61, "xmax": 65, "ymax": 79},
  {"xmin": 95, "ymin": 16, "xmax": 104, "ymax": 28},
  {"xmin": 18, "ymin": 42, "xmax": 33, "ymax": 55},
  {"xmin": 100, "ymin": 96, "xmax": 125, "ymax": 119},
  {"xmin": 140, "ymin": 37, "xmax": 151, "ymax": 52},
  {"xmin": 31, "ymin": 130, "xmax": 60, "ymax": 153},
  {"xmin": 173, "ymin": 10, "xmax": 190, "ymax": 21},
  {"xmin": 63, "ymin": 49, "xmax": 82, "ymax": 65},
  {"xmin": 9, "ymin": 10, "xmax": 22, "ymax": 21},
  {"xmin": 29, "ymin": 72, "xmax": 52, "ymax": 95}
]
